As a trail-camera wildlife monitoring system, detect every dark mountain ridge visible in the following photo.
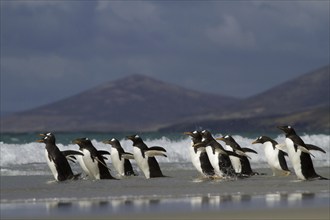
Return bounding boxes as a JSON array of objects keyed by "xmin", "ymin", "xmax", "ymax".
[
  {"xmin": 0, "ymin": 74, "xmax": 239, "ymax": 132},
  {"xmin": 1, "ymin": 66, "xmax": 329, "ymax": 133}
]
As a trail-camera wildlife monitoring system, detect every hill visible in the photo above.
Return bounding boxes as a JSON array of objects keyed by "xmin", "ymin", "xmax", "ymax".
[
  {"xmin": 161, "ymin": 65, "xmax": 330, "ymax": 133},
  {"xmin": 1, "ymin": 66, "xmax": 329, "ymax": 133},
  {"xmin": 0, "ymin": 74, "xmax": 239, "ymax": 132}
]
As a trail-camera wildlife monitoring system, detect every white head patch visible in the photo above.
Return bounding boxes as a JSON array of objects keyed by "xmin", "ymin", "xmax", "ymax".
[{"xmin": 111, "ymin": 138, "xmax": 116, "ymax": 141}]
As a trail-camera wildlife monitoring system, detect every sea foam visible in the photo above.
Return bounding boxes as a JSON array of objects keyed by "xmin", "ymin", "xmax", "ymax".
[{"xmin": 1, "ymin": 134, "xmax": 329, "ymax": 175}]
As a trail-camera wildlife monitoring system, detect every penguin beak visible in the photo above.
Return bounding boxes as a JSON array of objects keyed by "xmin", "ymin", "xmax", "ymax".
[
  {"xmin": 251, "ymin": 140, "xmax": 258, "ymax": 144},
  {"xmin": 102, "ymin": 140, "xmax": 112, "ymax": 144},
  {"xmin": 183, "ymin": 131, "xmax": 193, "ymax": 136},
  {"xmin": 215, "ymin": 137, "xmax": 225, "ymax": 141},
  {"xmin": 192, "ymin": 142, "xmax": 205, "ymax": 148},
  {"xmin": 39, "ymin": 133, "xmax": 46, "ymax": 137},
  {"xmin": 277, "ymin": 126, "xmax": 287, "ymax": 132},
  {"xmin": 126, "ymin": 135, "xmax": 135, "ymax": 140},
  {"xmin": 36, "ymin": 139, "xmax": 44, "ymax": 143},
  {"xmin": 72, "ymin": 139, "xmax": 80, "ymax": 144}
]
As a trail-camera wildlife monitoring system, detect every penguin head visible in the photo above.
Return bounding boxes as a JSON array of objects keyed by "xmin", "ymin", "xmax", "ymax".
[
  {"xmin": 126, "ymin": 134, "xmax": 143, "ymax": 145},
  {"xmin": 278, "ymin": 125, "xmax": 296, "ymax": 135},
  {"xmin": 36, "ymin": 132, "xmax": 55, "ymax": 144},
  {"xmin": 103, "ymin": 138, "xmax": 120, "ymax": 147},
  {"xmin": 183, "ymin": 130, "xmax": 201, "ymax": 138},
  {"xmin": 252, "ymin": 136, "xmax": 278, "ymax": 146},
  {"xmin": 252, "ymin": 136, "xmax": 268, "ymax": 144},
  {"xmin": 72, "ymin": 137, "xmax": 92, "ymax": 149},
  {"xmin": 216, "ymin": 135, "xmax": 233, "ymax": 144}
]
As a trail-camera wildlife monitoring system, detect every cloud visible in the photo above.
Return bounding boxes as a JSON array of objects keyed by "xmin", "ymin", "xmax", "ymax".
[
  {"xmin": 1, "ymin": 1, "xmax": 329, "ymax": 112},
  {"xmin": 206, "ymin": 15, "xmax": 256, "ymax": 49}
]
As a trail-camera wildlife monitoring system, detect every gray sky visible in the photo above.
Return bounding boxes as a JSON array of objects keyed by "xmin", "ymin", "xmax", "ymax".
[{"xmin": 1, "ymin": 0, "xmax": 329, "ymax": 113}]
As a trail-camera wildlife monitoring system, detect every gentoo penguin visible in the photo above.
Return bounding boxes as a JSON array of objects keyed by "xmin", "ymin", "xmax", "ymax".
[
  {"xmin": 278, "ymin": 125, "xmax": 328, "ymax": 180},
  {"xmin": 75, "ymin": 149, "xmax": 110, "ymax": 179},
  {"xmin": 126, "ymin": 134, "xmax": 167, "ymax": 179},
  {"xmin": 73, "ymin": 138, "xmax": 116, "ymax": 180},
  {"xmin": 252, "ymin": 136, "xmax": 290, "ymax": 176},
  {"xmin": 103, "ymin": 138, "xmax": 137, "ymax": 177},
  {"xmin": 184, "ymin": 131, "xmax": 215, "ymax": 177},
  {"xmin": 217, "ymin": 135, "xmax": 258, "ymax": 176},
  {"xmin": 195, "ymin": 130, "xmax": 237, "ymax": 178},
  {"xmin": 36, "ymin": 133, "xmax": 82, "ymax": 181}
]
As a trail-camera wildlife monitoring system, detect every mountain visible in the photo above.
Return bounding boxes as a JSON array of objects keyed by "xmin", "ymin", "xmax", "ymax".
[
  {"xmin": 0, "ymin": 74, "xmax": 239, "ymax": 132},
  {"xmin": 161, "ymin": 65, "xmax": 330, "ymax": 133},
  {"xmin": 238, "ymin": 65, "xmax": 329, "ymax": 116},
  {"xmin": 1, "ymin": 66, "xmax": 329, "ymax": 133}
]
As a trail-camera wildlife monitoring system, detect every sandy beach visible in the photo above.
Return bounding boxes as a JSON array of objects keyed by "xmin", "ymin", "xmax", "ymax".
[{"xmin": 1, "ymin": 166, "xmax": 329, "ymax": 220}]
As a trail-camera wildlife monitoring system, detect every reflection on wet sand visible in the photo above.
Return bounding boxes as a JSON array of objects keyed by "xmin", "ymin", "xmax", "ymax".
[{"xmin": 44, "ymin": 192, "xmax": 320, "ymax": 216}]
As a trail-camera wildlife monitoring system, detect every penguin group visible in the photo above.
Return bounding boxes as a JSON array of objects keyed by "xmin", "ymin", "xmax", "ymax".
[
  {"xmin": 36, "ymin": 133, "xmax": 167, "ymax": 181},
  {"xmin": 184, "ymin": 126, "xmax": 328, "ymax": 181},
  {"xmin": 36, "ymin": 125, "xmax": 328, "ymax": 182}
]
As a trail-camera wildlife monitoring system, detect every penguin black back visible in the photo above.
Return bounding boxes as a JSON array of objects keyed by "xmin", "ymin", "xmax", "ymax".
[
  {"xmin": 37, "ymin": 133, "xmax": 75, "ymax": 181},
  {"xmin": 73, "ymin": 138, "xmax": 115, "ymax": 179}
]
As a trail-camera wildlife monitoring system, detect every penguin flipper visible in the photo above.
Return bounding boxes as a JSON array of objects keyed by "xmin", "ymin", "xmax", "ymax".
[
  {"xmin": 241, "ymin": 147, "xmax": 258, "ymax": 154},
  {"xmin": 145, "ymin": 150, "xmax": 167, "ymax": 157},
  {"xmin": 297, "ymin": 145, "xmax": 315, "ymax": 157},
  {"xmin": 122, "ymin": 152, "xmax": 135, "ymax": 160},
  {"xmin": 236, "ymin": 150, "xmax": 251, "ymax": 159},
  {"xmin": 62, "ymin": 150, "xmax": 84, "ymax": 157},
  {"xmin": 149, "ymin": 146, "xmax": 167, "ymax": 152},
  {"xmin": 305, "ymin": 144, "xmax": 326, "ymax": 154},
  {"xmin": 275, "ymin": 143, "xmax": 287, "ymax": 153},
  {"xmin": 62, "ymin": 150, "xmax": 84, "ymax": 163},
  {"xmin": 94, "ymin": 156, "xmax": 111, "ymax": 171},
  {"xmin": 98, "ymin": 150, "xmax": 111, "ymax": 155}
]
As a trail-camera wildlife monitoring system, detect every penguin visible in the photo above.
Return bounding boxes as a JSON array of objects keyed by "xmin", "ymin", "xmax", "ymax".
[
  {"xmin": 277, "ymin": 125, "xmax": 328, "ymax": 180},
  {"xmin": 103, "ymin": 138, "xmax": 137, "ymax": 177},
  {"xmin": 194, "ymin": 130, "xmax": 237, "ymax": 178},
  {"xmin": 73, "ymin": 137, "xmax": 116, "ymax": 180},
  {"xmin": 36, "ymin": 132, "xmax": 82, "ymax": 181},
  {"xmin": 252, "ymin": 136, "xmax": 290, "ymax": 176},
  {"xmin": 184, "ymin": 131, "xmax": 215, "ymax": 177},
  {"xmin": 126, "ymin": 134, "xmax": 167, "ymax": 179},
  {"xmin": 217, "ymin": 135, "xmax": 258, "ymax": 176},
  {"xmin": 75, "ymin": 149, "xmax": 110, "ymax": 179}
]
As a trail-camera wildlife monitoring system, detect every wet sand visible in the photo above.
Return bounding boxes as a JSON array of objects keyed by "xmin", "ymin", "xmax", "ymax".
[{"xmin": 1, "ymin": 166, "xmax": 329, "ymax": 219}]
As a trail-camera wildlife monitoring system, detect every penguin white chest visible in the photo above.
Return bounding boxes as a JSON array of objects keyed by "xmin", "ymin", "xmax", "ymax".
[
  {"xmin": 111, "ymin": 148, "xmax": 125, "ymax": 176},
  {"xmin": 189, "ymin": 145, "xmax": 203, "ymax": 174},
  {"xmin": 205, "ymin": 146, "xmax": 222, "ymax": 175},
  {"xmin": 133, "ymin": 147, "xmax": 150, "ymax": 178},
  {"xmin": 264, "ymin": 142, "xmax": 279, "ymax": 168},
  {"xmin": 225, "ymin": 145, "xmax": 241, "ymax": 173},
  {"xmin": 45, "ymin": 149, "xmax": 58, "ymax": 181},
  {"xmin": 77, "ymin": 154, "xmax": 90, "ymax": 176},
  {"xmin": 285, "ymin": 138, "xmax": 304, "ymax": 180},
  {"xmin": 82, "ymin": 149, "xmax": 100, "ymax": 180}
]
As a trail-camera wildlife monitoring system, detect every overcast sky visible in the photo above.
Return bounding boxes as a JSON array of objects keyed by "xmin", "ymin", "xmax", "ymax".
[{"xmin": 1, "ymin": 0, "xmax": 329, "ymax": 113}]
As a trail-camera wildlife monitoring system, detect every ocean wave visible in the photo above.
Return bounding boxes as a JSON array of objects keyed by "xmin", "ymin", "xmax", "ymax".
[{"xmin": 1, "ymin": 134, "xmax": 329, "ymax": 174}]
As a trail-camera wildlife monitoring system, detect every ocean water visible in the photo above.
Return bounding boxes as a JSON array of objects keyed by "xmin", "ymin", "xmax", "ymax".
[
  {"xmin": 1, "ymin": 132, "xmax": 329, "ymax": 175},
  {"xmin": 1, "ymin": 132, "xmax": 329, "ymax": 219}
]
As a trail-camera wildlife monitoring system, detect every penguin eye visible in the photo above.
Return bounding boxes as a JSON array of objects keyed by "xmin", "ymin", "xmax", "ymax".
[
  {"xmin": 288, "ymin": 126, "xmax": 291, "ymax": 129},
  {"xmin": 111, "ymin": 138, "xmax": 116, "ymax": 141}
]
